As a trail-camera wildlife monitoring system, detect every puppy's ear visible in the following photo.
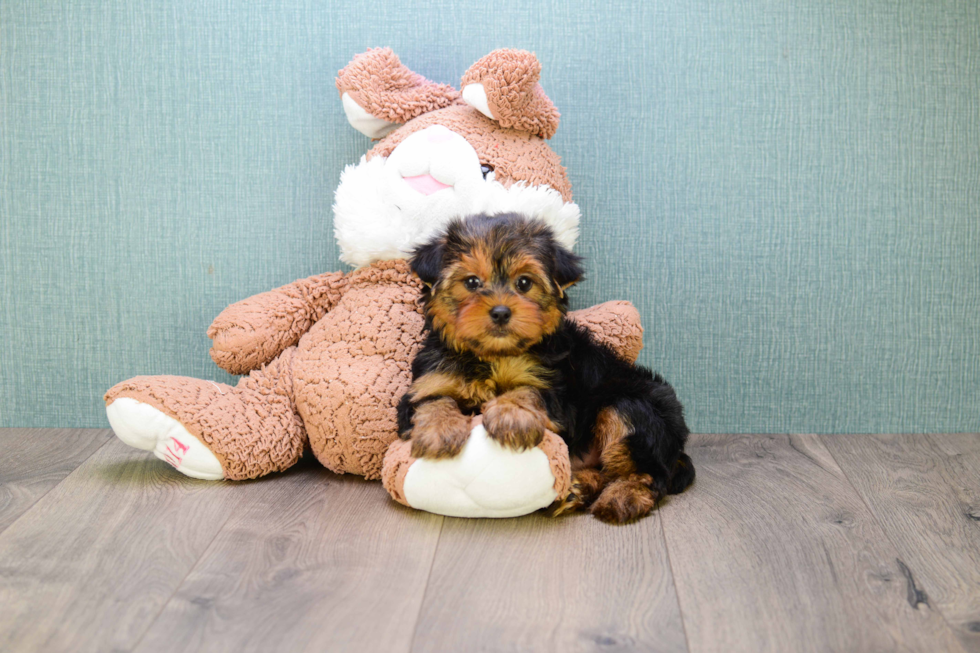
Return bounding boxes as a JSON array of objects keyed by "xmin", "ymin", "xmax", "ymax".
[
  {"xmin": 410, "ymin": 237, "xmax": 446, "ymax": 287},
  {"xmin": 552, "ymin": 244, "xmax": 584, "ymax": 297}
]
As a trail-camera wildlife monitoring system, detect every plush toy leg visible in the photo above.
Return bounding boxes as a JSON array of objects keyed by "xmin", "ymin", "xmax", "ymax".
[
  {"xmin": 300, "ymin": 356, "xmax": 412, "ymax": 480},
  {"xmin": 105, "ymin": 347, "xmax": 307, "ymax": 481},
  {"xmin": 106, "ymin": 397, "xmax": 224, "ymax": 480},
  {"xmin": 382, "ymin": 418, "xmax": 571, "ymax": 518}
]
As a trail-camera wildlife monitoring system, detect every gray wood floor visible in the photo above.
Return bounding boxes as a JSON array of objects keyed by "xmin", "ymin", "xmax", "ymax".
[{"xmin": 1, "ymin": 430, "xmax": 978, "ymax": 653}]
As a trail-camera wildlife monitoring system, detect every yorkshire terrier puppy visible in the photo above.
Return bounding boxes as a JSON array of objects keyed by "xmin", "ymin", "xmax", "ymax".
[{"xmin": 397, "ymin": 213, "xmax": 695, "ymax": 523}]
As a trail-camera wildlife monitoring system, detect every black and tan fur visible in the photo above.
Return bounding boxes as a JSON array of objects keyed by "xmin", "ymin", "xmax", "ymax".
[{"xmin": 397, "ymin": 213, "xmax": 695, "ymax": 523}]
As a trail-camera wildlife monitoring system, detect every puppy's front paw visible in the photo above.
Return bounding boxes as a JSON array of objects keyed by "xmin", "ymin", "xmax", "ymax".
[
  {"xmin": 409, "ymin": 398, "xmax": 471, "ymax": 460},
  {"xmin": 482, "ymin": 388, "xmax": 556, "ymax": 451},
  {"xmin": 590, "ymin": 475, "xmax": 659, "ymax": 524}
]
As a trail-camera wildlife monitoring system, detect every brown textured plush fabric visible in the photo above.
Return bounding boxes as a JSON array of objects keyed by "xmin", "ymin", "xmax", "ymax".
[
  {"xmin": 106, "ymin": 260, "xmax": 424, "ymax": 481},
  {"xmin": 567, "ymin": 301, "xmax": 644, "ymax": 364},
  {"xmin": 537, "ymin": 431, "xmax": 571, "ymax": 500},
  {"xmin": 294, "ymin": 260, "xmax": 425, "ymax": 479},
  {"xmin": 366, "ymin": 105, "xmax": 572, "ymax": 202},
  {"xmin": 461, "ymin": 50, "xmax": 561, "ymax": 140},
  {"xmin": 336, "ymin": 47, "xmax": 461, "ymax": 124},
  {"xmin": 381, "ymin": 438, "xmax": 415, "ymax": 507},
  {"xmin": 208, "ymin": 271, "xmax": 350, "ymax": 376},
  {"xmin": 104, "ymin": 347, "xmax": 307, "ymax": 481}
]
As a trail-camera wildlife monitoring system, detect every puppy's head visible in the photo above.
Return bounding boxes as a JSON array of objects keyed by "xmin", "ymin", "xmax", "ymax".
[{"xmin": 411, "ymin": 213, "xmax": 583, "ymax": 358}]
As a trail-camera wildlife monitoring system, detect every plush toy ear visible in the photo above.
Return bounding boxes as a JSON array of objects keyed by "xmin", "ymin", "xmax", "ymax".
[
  {"xmin": 461, "ymin": 49, "xmax": 560, "ymax": 139},
  {"xmin": 336, "ymin": 48, "xmax": 461, "ymax": 139},
  {"xmin": 410, "ymin": 237, "xmax": 447, "ymax": 287},
  {"xmin": 551, "ymin": 243, "xmax": 584, "ymax": 297}
]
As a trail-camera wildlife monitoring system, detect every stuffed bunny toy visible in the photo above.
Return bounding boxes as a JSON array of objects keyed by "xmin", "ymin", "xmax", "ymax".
[{"xmin": 105, "ymin": 48, "xmax": 643, "ymax": 517}]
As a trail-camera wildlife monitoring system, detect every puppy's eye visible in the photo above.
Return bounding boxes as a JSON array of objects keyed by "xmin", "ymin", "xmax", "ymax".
[
  {"xmin": 480, "ymin": 164, "xmax": 494, "ymax": 180},
  {"xmin": 516, "ymin": 276, "xmax": 533, "ymax": 293},
  {"xmin": 463, "ymin": 276, "xmax": 483, "ymax": 291}
]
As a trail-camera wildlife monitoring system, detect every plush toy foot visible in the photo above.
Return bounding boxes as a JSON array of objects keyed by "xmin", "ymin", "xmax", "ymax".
[
  {"xmin": 106, "ymin": 398, "xmax": 224, "ymax": 480},
  {"xmin": 382, "ymin": 418, "xmax": 572, "ymax": 519},
  {"xmin": 105, "ymin": 368, "xmax": 306, "ymax": 481}
]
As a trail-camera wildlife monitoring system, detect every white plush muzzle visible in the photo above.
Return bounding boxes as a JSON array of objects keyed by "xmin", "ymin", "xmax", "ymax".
[{"xmin": 333, "ymin": 125, "xmax": 580, "ymax": 268}]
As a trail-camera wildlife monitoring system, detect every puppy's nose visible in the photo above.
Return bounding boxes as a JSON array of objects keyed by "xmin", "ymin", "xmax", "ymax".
[{"xmin": 489, "ymin": 305, "xmax": 512, "ymax": 325}]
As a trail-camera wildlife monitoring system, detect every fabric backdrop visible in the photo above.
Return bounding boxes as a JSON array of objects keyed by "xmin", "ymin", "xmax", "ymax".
[{"xmin": 2, "ymin": 0, "xmax": 978, "ymax": 432}]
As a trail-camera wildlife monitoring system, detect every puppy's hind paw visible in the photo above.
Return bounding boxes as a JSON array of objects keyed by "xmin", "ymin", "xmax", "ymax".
[
  {"xmin": 590, "ymin": 475, "xmax": 658, "ymax": 524},
  {"xmin": 548, "ymin": 493, "xmax": 585, "ymax": 518},
  {"xmin": 547, "ymin": 469, "xmax": 606, "ymax": 517}
]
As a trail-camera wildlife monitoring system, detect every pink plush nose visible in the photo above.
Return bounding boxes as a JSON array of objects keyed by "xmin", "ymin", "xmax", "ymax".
[
  {"xmin": 426, "ymin": 125, "xmax": 454, "ymax": 144},
  {"xmin": 403, "ymin": 174, "xmax": 452, "ymax": 195}
]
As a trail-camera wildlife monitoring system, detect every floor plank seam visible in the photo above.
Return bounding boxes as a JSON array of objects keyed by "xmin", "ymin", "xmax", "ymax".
[
  {"xmin": 0, "ymin": 429, "xmax": 113, "ymax": 538},
  {"xmin": 658, "ymin": 511, "xmax": 693, "ymax": 653},
  {"xmin": 126, "ymin": 488, "xmax": 252, "ymax": 653},
  {"xmin": 406, "ymin": 515, "xmax": 446, "ymax": 653},
  {"xmin": 817, "ymin": 434, "xmax": 970, "ymax": 652}
]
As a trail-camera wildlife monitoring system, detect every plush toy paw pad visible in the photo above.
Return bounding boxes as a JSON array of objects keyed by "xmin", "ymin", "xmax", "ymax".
[
  {"xmin": 106, "ymin": 398, "xmax": 224, "ymax": 480},
  {"xmin": 400, "ymin": 424, "xmax": 559, "ymax": 518}
]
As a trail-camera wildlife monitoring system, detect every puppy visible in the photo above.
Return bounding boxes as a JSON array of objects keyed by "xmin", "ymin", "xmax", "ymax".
[{"xmin": 397, "ymin": 213, "xmax": 695, "ymax": 523}]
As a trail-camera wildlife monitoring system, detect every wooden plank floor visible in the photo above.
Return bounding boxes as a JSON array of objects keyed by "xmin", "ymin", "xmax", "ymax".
[
  {"xmin": 1, "ymin": 430, "xmax": 978, "ymax": 653},
  {"xmin": 823, "ymin": 433, "xmax": 980, "ymax": 652}
]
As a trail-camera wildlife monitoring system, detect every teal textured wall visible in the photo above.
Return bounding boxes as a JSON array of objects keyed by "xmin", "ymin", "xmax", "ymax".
[{"xmin": 2, "ymin": 0, "xmax": 978, "ymax": 432}]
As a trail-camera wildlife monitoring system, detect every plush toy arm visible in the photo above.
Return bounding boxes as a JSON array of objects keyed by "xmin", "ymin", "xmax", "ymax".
[
  {"xmin": 207, "ymin": 271, "xmax": 350, "ymax": 375},
  {"xmin": 567, "ymin": 300, "xmax": 644, "ymax": 363}
]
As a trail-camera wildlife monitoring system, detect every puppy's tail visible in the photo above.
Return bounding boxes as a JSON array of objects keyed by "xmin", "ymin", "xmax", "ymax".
[{"xmin": 667, "ymin": 452, "xmax": 695, "ymax": 495}]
